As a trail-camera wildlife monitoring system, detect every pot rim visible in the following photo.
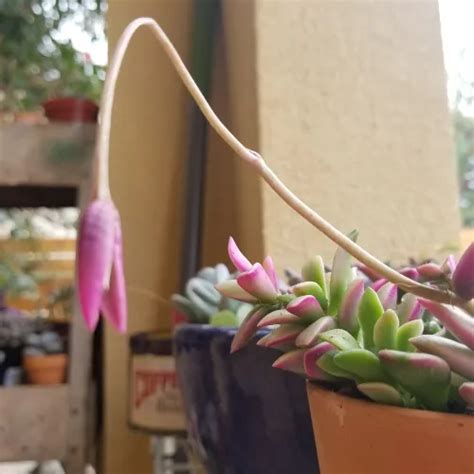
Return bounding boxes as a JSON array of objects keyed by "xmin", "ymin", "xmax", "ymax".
[{"xmin": 307, "ymin": 381, "xmax": 474, "ymax": 421}]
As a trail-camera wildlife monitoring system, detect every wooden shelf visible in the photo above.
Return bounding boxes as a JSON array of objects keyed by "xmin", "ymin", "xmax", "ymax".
[
  {"xmin": 0, "ymin": 123, "xmax": 95, "ymax": 187},
  {"xmin": 0, "ymin": 385, "xmax": 68, "ymax": 462}
]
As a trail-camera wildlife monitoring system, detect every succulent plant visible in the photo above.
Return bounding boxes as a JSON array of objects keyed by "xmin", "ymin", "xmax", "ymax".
[
  {"xmin": 171, "ymin": 262, "xmax": 252, "ymax": 326},
  {"xmin": 23, "ymin": 330, "xmax": 65, "ymax": 357},
  {"xmin": 217, "ymin": 236, "xmax": 474, "ymax": 413}
]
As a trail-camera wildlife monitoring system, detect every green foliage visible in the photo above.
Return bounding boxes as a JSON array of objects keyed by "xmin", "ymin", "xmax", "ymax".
[{"xmin": 0, "ymin": 0, "xmax": 106, "ymax": 113}]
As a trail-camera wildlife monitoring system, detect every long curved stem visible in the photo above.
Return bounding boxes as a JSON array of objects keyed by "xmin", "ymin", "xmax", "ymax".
[{"xmin": 94, "ymin": 17, "xmax": 474, "ymax": 315}]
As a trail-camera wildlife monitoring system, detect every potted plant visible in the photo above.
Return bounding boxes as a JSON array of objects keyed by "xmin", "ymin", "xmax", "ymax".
[
  {"xmin": 0, "ymin": 1, "xmax": 104, "ymax": 123},
  {"xmin": 215, "ymin": 237, "xmax": 474, "ymax": 473},
  {"xmin": 22, "ymin": 329, "xmax": 67, "ymax": 385},
  {"xmin": 172, "ymin": 262, "xmax": 318, "ymax": 474}
]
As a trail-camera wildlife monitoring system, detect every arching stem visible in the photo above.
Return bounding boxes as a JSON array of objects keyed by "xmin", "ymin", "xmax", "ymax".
[{"xmin": 94, "ymin": 17, "xmax": 474, "ymax": 316}]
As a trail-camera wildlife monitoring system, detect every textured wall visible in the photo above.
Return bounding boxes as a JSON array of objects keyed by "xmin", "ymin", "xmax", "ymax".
[
  {"xmin": 105, "ymin": 1, "xmax": 192, "ymax": 473},
  {"xmin": 254, "ymin": 0, "xmax": 460, "ymax": 271}
]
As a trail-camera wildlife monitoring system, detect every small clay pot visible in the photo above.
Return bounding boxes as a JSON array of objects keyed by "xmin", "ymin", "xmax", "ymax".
[
  {"xmin": 23, "ymin": 353, "xmax": 68, "ymax": 385},
  {"xmin": 307, "ymin": 383, "xmax": 474, "ymax": 474},
  {"xmin": 43, "ymin": 97, "xmax": 98, "ymax": 123}
]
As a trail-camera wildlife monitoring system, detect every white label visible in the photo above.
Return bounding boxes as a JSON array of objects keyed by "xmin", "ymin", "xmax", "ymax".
[{"xmin": 129, "ymin": 354, "xmax": 186, "ymax": 431}]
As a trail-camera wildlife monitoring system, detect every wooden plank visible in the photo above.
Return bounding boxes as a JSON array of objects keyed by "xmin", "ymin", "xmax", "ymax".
[
  {"xmin": 63, "ymin": 183, "xmax": 94, "ymax": 474},
  {"xmin": 0, "ymin": 123, "xmax": 94, "ymax": 187},
  {"xmin": 0, "ymin": 385, "xmax": 68, "ymax": 462}
]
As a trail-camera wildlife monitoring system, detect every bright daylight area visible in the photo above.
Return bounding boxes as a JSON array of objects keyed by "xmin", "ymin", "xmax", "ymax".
[{"xmin": 0, "ymin": 1, "xmax": 473, "ymax": 474}]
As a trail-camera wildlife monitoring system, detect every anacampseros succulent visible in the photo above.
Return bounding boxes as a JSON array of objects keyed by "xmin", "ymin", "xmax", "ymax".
[{"xmin": 217, "ymin": 236, "xmax": 474, "ymax": 413}]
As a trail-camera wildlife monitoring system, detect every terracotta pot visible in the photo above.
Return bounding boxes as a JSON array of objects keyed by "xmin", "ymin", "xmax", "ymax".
[
  {"xmin": 43, "ymin": 97, "xmax": 98, "ymax": 123},
  {"xmin": 307, "ymin": 383, "xmax": 474, "ymax": 474},
  {"xmin": 23, "ymin": 353, "xmax": 68, "ymax": 385}
]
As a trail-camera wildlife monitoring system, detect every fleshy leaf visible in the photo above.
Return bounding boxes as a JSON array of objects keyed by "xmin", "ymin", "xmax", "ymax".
[
  {"xmin": 397, "ymin": 293, "xmax": 422, "ymax": 324},
  {"xmin": 399, "ymin": 267, "xmax": 420, "ymax": 280},
  {"xmin": 227, "ymin": 237, "xmax": 252, "ymax": 272},
  {"xmin": 376, "ymin": 282, "xmax": 398, "ymax": 310},
  {"xmin": 303, "ymin": 342, "xmax": 337, "ymax": 380},
  {"xmin": 410, "ymin": 335, "xmax": 474, "ymax": 380},
  {"xmin": 230, "ymin": 306, "xmax": 271, "ymax": 353},
  {"xmin": 319, "ymin": 328, "xmax": 359, "ymax": 351},
  {"xmin": 371, "ymin": 279, "xmax": 387, "ymax": 292},
  {"xmin": 101, "ymin": 214, "xmax": 127, "ymax": 333},
  {"xmin": 379, "ymin": 349, "xmax": 451, "ymax": 411},
  {"xmin": 295, "ymin": 316, "xmax": 336, "ymax": 348},
  {"xmin": 459, "ymin": 382, "xmax": 474, "ymax": 408},
  {"xmin": 256, "ymin": 324, "xmax": 301, "ymax": 348},
  {"xmin": 215, "ymin": 280, "xmax": 258, "ymax": 303},
  {"xmin": 334, "ymin": 349, "xmax": 389, "ymax": 383},
  {"xmin": 339, "ymin": 279, "xmax": 365, "ymax": 335},
  {"xmin": 358, "ymin": 288, "xmax": 384, "ymax": 350},
  {"xmin": 263, "ymin": 255, "xmax": 279, "ymax": 290},
  {"xmin": 287, "ymin": 295, "xmax": 324, "ymax": 319},
  {"xmin": 417, "ymin": 263, "xmax": 444, "ymax": 280},
  {"xmin": 328, "ymin": 231, "xmax": 358, "ymax": 315},
  {"xmin": 237, "ymin": 263, "xmax": 279, "ymax": 303},
  {"xmin": 291, "ymin": 281, "xmax": 328, "ymax": 310},
  {"xmin": 396, "ymin": 319, "xmax": 424, "ymax": 352},
  {"xmin": 419, "ymin": 299, "xmax": 474, "ymax": 350},
  {"xmin": 77, "ymin": 199, "xmax": 117, "ymax": 332},
  {"xmin": 257, "ymin": 309, "xmax": 300, "ymax": 327},
  {"xmin": 374, "ymin": 309, "xmax": 399, "ymax": 351},
  {"xmin": 357, "ymin": 382, "xmax": 402, "ymax": 406},
  {"xmin": 452, "ymin": 243, "xmax": 474, "ymax": 300},
  {"xmin": 301, "ymin": 256, "xmax": 327, "ymax": 298},
  {"xmin": 272, "ymin": 349, "xmax": 306, "ymax": 375},
  {"xmin": 317, "ymin": 350, "xmax": 355, "ymax": 379}
]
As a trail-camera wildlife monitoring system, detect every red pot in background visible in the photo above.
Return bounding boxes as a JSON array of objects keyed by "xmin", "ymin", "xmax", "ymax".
[{"xmin": 43, "ymin": 97, "xmax": 99, "ymax": 123}]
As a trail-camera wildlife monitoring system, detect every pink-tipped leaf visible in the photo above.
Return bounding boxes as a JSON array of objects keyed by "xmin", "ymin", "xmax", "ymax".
[
  {"xmin": 397, "ymin": 293, "xmax": 422, "ymax": 324},
  {"xmin": 303, "ymin": 342, "xmax": 337, "ymax": 380},
  {"xmin": 262, "ymin": 255, "xmax": 279, "ymax": 290},
  {"xmin": 256, "ymin": 324, "xmax": 301, "ymax": 348},
  {"xmin": 295, "ymin": 316, "xmax": 336, "ymax": 347},
  {"xmin": 227, "ymin": 237, "xmax": 252, "ymax": 272},
  {"xmin": 376, "ymin": 282, "xmax": 398, "ymax": 310},
  {"xmin": 339, "ymin": 279, "xmax": 364, "ymax": 335},
  {"xmin": 230, "ymin": 306, "xmax": 271, "ymax": 353},
  {"xmin": 419, "ymin": 299, "xmax": 474, "ymax": 350},
  {"xmin": 410, "ymin": 335, "xmax": 474, "ymax": 380},
  {"xmin": 287, "ymin": 295, "xmax": 324, "ymax": 319},
  {"xmin": 237, "ymin": 263, "xmax": 279, "ymax": 302},
  {"xmin": 215, "ymin": 280, "xmax": 258, "ymax": 302},
  {"xmin": 417, "ymin": 262, "xmax": 444, "ymax": 280},
  {"xmin": 272, "ymin": 349, "xmax": 306, "ymax": 375},
  {"xmin": 452, "ymin": 243, "xmax": 474, "ymax": 300},
  {"xmin": 459, "ymin": 382, "xmax": 474, "ymax": 408},
  {"xmin": 257, "ymin": 309, "xmax": 299, "ymax": 327}
]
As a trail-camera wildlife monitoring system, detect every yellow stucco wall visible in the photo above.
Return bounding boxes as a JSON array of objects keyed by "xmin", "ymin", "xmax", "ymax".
[
  {"xmin": 105, "ymin": 1, "xmax": 192, "ymax": 473},
  {"xmin": 253, "ymin": 1, "xmax": 460, "ymax": 270},
  {"xmin": 106, "ymin": 1, "xmax": 461, "ymax": 472}
]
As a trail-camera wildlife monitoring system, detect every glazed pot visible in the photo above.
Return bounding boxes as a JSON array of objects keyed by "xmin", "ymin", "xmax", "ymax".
[
  {"xmin": 307, "ymin": 383, "xmax": 474, "ymax": 474},
  {"xmin": 43, "ymin": 97, "xmax": 98, "ymax": 123},
  {"xmin": 174, "ymin": 325, "xmax": 318, "ymax": 474},
  {"xmin": 23, "ymin": 353, "xmax": 68, "ymax": 385}
]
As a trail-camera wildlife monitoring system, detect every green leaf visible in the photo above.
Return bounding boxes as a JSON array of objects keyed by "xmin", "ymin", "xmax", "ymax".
[
  {"xmin": 328, "ymin": 230, "xmax": 358, "ymax": 315},
  {"xmin": 301, "ymin": 256, "xmax": 327, "ymax": 299},
  {"xmin": 291, "ymin": 281, "xmax": 328, "ymax": 310},
  {"xmin": 374, "ymin": 309, "xmax": 399, "ymax": 351},
  {"xmin": 210, "ymin": 310, "xmax": 239, "ymax": 327},
  {"xmin": 357, "ymin": 382, "xmax": 402, "ymax": 406},
  {"xmin": 334, "ymin": 349, "xmax": 389, "ymax": 383},
  {"xmin": 317, "ymin": 351, "xmax": 354, "ymax": 380},
  {"xmin": 319, "ymin": 329, "xmax": 360, "ymax": 351},
  {"xmin": 379, "ymin": 350, "xmax": 451, "ymax": 411},
  {"xmin": 396, "ymin": 319, "xmax": 424, "ymax": 352},
  {"xmin": 358, "ymin": 288, "xmax": 384, "ymax": 350}
]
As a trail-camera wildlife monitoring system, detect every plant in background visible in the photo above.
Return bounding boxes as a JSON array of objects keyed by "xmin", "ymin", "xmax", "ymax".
[
  {"xmin": 217, "ymin": 237, "xmax": 474, "ymax": 413},
  {"xmin": 0, "ymin": 0, "xmax": 106, "ymax": 115},
  {"xmin": 171, "ymin": 262, "xmax": 253, "ymax": 327}
]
